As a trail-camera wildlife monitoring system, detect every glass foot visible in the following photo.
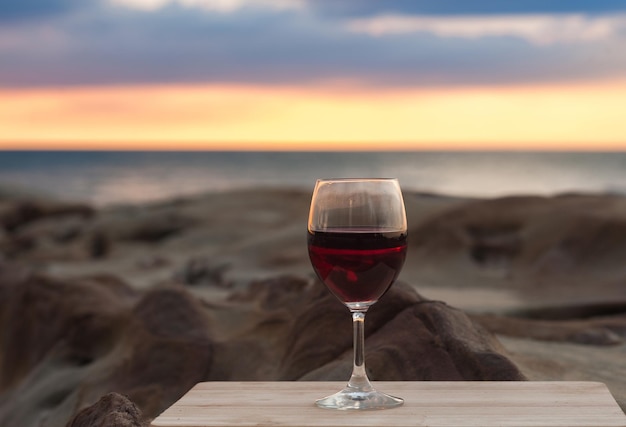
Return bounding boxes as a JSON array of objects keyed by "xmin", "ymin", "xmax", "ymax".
[{"xmin": 315, "ymin": 387, "xmax": 404, "ymax": 410}]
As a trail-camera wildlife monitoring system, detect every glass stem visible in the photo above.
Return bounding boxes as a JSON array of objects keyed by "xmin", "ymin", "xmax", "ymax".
[{"xmin": 347, "ymin": 310, "xmax": 373, "ymax": 392}]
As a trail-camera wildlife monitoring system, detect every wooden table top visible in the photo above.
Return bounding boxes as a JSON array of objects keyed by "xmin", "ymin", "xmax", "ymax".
[{"xmin": 151, "ymin": 381, "xmax": 626, "ymax": 427}]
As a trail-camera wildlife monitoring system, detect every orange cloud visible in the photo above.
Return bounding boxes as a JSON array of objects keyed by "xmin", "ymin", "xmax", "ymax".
[{"xmin": 1, "ymin": 80, "xmax": 625, "ymax": 150}]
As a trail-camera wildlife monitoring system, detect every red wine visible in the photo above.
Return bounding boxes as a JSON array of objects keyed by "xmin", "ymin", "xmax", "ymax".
[{"xmin": 308, "ymin": 229, "xmax": 407, "ymax": 305}]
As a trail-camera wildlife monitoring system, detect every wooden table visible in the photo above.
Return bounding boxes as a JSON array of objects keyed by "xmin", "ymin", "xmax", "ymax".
[{"xmin": 151, "ymin": 381, "xmax": 626, "ymax": 427}]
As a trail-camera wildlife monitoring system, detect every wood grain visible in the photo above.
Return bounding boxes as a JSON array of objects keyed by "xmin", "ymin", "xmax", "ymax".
[{"xmin": 151, "ymin": 381, "xmax": 626, "ymax": 427}]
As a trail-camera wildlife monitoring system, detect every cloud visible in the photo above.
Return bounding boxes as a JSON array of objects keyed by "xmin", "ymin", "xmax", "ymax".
[
  {"xmin": 310, "ymin": 0, "xmax": 626, "ymax": 18},
  {"xmin": 107, "ymin": 0, "xmax": 303, "ymax": 13},
  {"xmin": 1, "ymin": 2, "xmax": 626, "ymax": 88},
  {"xmin": 346, "ymin": 13, "xmax": 626, "ymax": 46}
]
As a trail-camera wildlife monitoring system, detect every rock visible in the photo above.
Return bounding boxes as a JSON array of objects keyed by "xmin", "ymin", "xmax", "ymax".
[
  {"xmin": 121, "ymin": 213, "xmax": 189, "ymax": 243},
  {"xmin": 0, "ymin": 204, "xmax": 103, "ymax": 262},
  {"xmin": 0, "ymin": 274, "xmax": 135, "ymax": 392},
  {"xmin": 65, "ymin": 393, "xmax": 143, "ymax": 427},
  {"xmin": 0, "ymin": 200, "xmax": 93, "ymax": 232},
  {"xmin": 220, "ymin": 277, "xmax": 524, "ymax": 382},
  {"xmin": 0, "ymin": 273, "xmax": 523, "ymax": 427},
  {"xmin": 0, "ymin": 273, "xmax": 212, "ymax": 427},
  {"xmin": 472, "ymin": 312, "xmax": 626, "ymax": 346},
  {"xmin": 407, "ymin": 194, "xmax": 626, "ymax": 310},
  {"xmin": 91, "ymin": 208, "xmax": 192, "ymax": 243},
  {"xmin": 88, "ymin": 231, "xmax": 111, "ymax": 259},
  {"xmin": 282, "ymin": 281, "xmax": 525, "ymax": 382},
  {"xmin": 173, "ymin": 257, "xmax": 231, "ymax": 287}
]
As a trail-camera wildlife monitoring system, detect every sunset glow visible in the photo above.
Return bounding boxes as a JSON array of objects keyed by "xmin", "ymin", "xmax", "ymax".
[
  {"xmin": 2, "ymin": 1, "xmax": 626, "ymax": 151},
  {"xmin": 1, "ymin": 80, "xmax": 625, "ymax": 151}
]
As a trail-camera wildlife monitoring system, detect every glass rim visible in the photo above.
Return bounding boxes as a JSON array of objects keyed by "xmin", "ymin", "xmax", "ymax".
[{"xmin": 315, "ymin": 177, "xmax": 399, "ymax": 183}]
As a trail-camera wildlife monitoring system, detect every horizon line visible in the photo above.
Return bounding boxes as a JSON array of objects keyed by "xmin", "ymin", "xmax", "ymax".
[{"xmin": 1, "ymin": 144, "xmax": 626, "ymax": 153}]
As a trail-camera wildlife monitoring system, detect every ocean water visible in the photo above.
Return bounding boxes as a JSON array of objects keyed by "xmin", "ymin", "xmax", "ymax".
[{"xmin": 1, "ymin": 150, "xmax": 626, "ymax": 206}]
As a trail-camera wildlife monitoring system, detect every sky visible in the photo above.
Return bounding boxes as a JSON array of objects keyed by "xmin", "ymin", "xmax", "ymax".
[{"xmin": 1, "ymin": 0, "xmax": 626, "ymax": 150}]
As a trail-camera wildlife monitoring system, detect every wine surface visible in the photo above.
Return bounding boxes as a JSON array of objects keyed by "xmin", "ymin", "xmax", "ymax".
[{"xmin": 308, "ymin": 229, "xmax": 407, "ymax": 306}]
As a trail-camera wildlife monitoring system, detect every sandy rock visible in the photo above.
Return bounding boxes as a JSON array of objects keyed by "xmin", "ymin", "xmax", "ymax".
[
  {"xmin": 3, "ymin": 189, "xmax": 626, "ymax": 422},
  {"xmin": 0, "ymin": 273, "xmax": 212, "ymax": 427},
  {"xmin": 173, "ymin": 256, "xmax": 232, "ymax": 287},
  {"xmin": 473, "ymin": 309, "xmax": 626, "ymax": 346},
  {"xmin": 407, "ymin": 193, "xmax": 626, "ymax": 310},
  {"xmin": 0, "ymin": 200, "xmax": 99, "ymax": 261}
]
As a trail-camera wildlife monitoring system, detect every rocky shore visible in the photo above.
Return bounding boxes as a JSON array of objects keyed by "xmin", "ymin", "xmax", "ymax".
[{"xmin": 1, "ymin": 188, "xmax": 625, "ymax": 426}]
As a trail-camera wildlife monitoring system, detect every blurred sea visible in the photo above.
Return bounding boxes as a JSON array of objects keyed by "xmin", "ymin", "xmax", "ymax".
[{"xmin": 1, "ymin": 150, "xmax": 626, "ymax": 206}]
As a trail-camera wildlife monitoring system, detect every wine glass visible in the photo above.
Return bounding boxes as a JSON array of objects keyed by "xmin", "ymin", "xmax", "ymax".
[{"xmin": 307, "ymin": 178, "xmax": 408, "ymax": 410}]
